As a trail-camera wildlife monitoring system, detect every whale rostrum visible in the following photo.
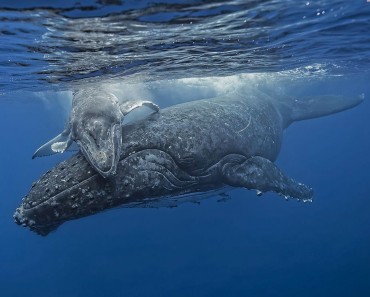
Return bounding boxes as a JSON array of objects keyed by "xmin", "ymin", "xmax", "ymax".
[{"xmin": 16, "ymin": 90, "xmax": 363, "ymax": 235}]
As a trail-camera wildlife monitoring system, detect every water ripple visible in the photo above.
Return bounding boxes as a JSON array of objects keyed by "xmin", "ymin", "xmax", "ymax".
[{"xmin": 0, "ymin": 0, "xmax": 369, "ymax": 93}]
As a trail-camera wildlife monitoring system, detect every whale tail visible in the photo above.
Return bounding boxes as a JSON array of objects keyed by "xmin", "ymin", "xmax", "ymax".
[{"xmin": 281, "ymin": 93, "xmax": 364, "ymax": 127}]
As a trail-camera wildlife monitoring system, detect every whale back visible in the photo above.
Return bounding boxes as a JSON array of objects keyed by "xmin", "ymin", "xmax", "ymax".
[
  {"xmin": 121, "ymin": 91, "xmax": 285, "ymax": 172},
  {"xmin": 120, "ymin": 91, "xmax": 364, "ymax": 173}
]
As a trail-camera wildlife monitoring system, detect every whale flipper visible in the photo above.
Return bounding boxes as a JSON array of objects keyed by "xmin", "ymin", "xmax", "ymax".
[
  {"xmin": 141, "ymin": 101, "xmax": 160, "ymax": 113},
  {"xmin": 120, "ymin": 100, "xmax": 159, "ymax": 115},
  {"xmin": 120, "ymin": 101, "xmax": 159, "ymax": 126},
  {"xmin": 32, "ymin": 130, "xmax": 72, "ymax": 159},
  {"xmin": 221, "ymin": 155, "xmax": 313, "ymax": 201}
]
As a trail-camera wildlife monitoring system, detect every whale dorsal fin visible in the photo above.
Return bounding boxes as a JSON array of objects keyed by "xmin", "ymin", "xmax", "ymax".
[{"xmin": 120, "ymin": 100, "xmax": 159, "ymax": 126}]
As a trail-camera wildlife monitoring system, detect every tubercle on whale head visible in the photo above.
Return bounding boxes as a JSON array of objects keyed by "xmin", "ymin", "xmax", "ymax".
[
  {"xmin": 13, "ymin": 176, "xmax": 117, "ymax": 236},
  {"xmin": 14, "ymin": 206, "xmax": 61, "ymax": 236},
  {"xmin": 13, "ymin": 153, "xmax": 120, "ymax": 236}
]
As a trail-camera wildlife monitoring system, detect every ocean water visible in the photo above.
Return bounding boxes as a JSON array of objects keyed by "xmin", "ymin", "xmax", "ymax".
[{"xmin": 1, "ymin": 0, "xmax": 370, "ymax": 296}]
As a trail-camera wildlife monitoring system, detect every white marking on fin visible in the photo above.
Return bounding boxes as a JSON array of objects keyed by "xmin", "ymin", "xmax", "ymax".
[{"xmin": 32, "ymin": 131, "xmax": 72, "ymax": 159}]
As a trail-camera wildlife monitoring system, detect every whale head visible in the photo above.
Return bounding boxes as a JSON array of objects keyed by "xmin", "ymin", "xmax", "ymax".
[
  {"xmin": 13, "ymin": 154, "xmax": 119, "ymax": 235},
  {"xmin": 13, "ymin": 150, "xmax": 181, "ymax": 236},
  {"xmin": 71, "ymin": 97, "xmax": 123, "ymax": 178},
  {"xmin": 77, "ymin": 116, "xmax": 122, "ymax": 177}
]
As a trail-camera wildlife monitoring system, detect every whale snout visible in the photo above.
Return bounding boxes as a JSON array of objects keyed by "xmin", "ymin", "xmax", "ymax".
[
  {"xmin": 80, "ymin": 122, "xmax": 122, "ymax": 178},
  {"xmin": 14, "ymin": 153, "xmax": 117, "ymax": 235},
  {"xmin": 14, "ymin": 205, "xmax": 61, "ymax": 236}
]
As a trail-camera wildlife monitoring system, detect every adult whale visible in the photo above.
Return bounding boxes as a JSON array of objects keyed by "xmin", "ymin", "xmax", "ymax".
[{"xmin": 14, "ymin": 90, "xmax": 363, "ymax": 235}]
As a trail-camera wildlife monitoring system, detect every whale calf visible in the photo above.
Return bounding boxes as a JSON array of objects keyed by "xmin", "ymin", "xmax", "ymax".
[
  {"xmin": 15, "ymin": 90, "xmax": 363, "ymax": 235},
  {"xmin": 32, "ymin": 88, "xmax": 159, "ymax": 178},
  {"xmin": 32, "ymin": 87, "xmax": 159, "ymax": 177}
]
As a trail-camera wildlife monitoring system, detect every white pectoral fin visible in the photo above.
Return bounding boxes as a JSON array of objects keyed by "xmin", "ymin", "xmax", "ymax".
[
  {"xmin": 121, "ymin": 101, "xmax": 160, "ymax": 126},
  {"xmin": 141, "ymin": 101, "xmax": 160, "ymax": 113},
  {"xmin": 32, "ymin": 132, "xmax": 73, "ymax": 159}
]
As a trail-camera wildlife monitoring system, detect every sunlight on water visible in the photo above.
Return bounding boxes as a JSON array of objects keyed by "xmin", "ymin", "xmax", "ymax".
[
  {"xmin": 1, "ymin": 0, "xmax": 369, "ymax": 93},
  {"xmin": 29, "ymin": 63, "xmax": 367, "ymax": 115},
  {"xmin": 29, "ymin": 68, "xmax": 312, "ymax": 108}
]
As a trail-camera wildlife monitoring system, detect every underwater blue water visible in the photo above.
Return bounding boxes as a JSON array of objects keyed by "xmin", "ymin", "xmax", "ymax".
[{"xmin": 1, "ymin": 1, "xmax": 370, "ymax": 296}]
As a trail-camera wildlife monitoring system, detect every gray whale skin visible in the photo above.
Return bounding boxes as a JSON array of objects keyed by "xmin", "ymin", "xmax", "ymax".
[{"xmin": 14, "ymin": 90, "xmax": 363, "ymax": 235}]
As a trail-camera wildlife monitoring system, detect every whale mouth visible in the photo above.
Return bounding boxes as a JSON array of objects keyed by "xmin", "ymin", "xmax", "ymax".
[{"xmin": 79, "ymin": 123, "xmax": 122, "ymax": 178}]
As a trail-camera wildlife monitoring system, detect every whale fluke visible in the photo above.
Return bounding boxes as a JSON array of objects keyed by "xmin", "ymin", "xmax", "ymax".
[{"xmin": 281, "ymin": 94, "xmax": 364, "ymax": 127}]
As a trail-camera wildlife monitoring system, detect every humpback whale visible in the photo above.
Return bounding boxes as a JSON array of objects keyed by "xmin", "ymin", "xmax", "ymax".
[
  {"xmin": 15, "ymin": 90, "xmax": 363, "ymax": 235},
  {"xmin": 32, "ymin": 88, "xmax": 159, "ymax": 178}
]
